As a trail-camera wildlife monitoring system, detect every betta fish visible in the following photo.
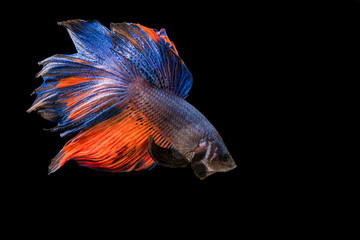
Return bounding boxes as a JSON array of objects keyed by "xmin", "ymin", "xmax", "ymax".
[{"xmin": 28, "ymin": 20, "xmax": 236, "ymax": 179}]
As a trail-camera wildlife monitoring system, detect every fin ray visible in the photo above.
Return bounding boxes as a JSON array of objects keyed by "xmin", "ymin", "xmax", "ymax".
[
  {"xmin": 110, "ymin": 22, "xmax": 192, "ymax": 98},
  {"xmin": 48, "ymin": 109, "xmax": 171, "ymax": 174},
  {"xmin": 30, "ymin": 19, "xmax": 191, "ymax": 174}
]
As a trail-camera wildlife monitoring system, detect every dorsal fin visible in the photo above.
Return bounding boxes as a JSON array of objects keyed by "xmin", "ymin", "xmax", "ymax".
[{"xmin": 110, "ymin": 22, "xmax": 193, "ymax": 98}]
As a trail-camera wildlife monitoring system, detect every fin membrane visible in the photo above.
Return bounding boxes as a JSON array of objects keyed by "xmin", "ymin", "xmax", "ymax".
[
  {"xmin": 29, "ymin": 20, "xmax": 136, "ymax": 137},
  {"xmin": 48, "ymin": 109, "xmax": 171, "ymax": 174},
  {"xmin": 29, "ymin": 19, "xmax": 192, "ymax": 138},
  {"xmin": 29, "ymin": 19, "xmax": 193, "ymax": 173},
  {"xmin": 110, "ymin": 22, "xmax": 193, "ymax": 98},
  {"xmin": 148, "ymin": 135, "xmax": 189, "ymax": 168}
]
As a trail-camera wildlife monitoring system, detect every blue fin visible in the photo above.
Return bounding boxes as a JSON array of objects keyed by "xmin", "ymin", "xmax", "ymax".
[
  {"xmin": 110, "ymin": 22, "xmax": 193, "ymax": 98},
  {"xmin": 29, "ymin": 19, "xmax": 192, "ymax": 138},
  {"xmin": 28, "ymin": 19, "xmax": 193, "ymax": 174},
  {"xmin": 28, "ymin": 20, "xmax": 137, "ymax": 137}
]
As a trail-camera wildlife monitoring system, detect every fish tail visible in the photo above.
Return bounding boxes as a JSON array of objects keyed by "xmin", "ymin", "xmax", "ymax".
[
  {"xmin": 29, "ymin": 20, "xmax": 160, "ymax": 174},
  {"xmin": 29, "ymin": 20, "xmax": 137, "ymax": 137},
  {"xmin": 30, "ymin": 19, "xmax": 190, "ymax": 174}
]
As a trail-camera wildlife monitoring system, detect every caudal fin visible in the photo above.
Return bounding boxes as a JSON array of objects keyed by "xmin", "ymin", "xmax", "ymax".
[
  {"xmin": 29, "ymin": 19, "xmax": 191, "ymax": 174},
  {"xmin": 28, "ymin": 20, "xmax": 135, "ymax": 137}
]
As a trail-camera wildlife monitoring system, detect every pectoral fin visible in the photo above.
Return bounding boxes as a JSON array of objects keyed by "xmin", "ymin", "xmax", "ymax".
[
  {"xmin": 191, "ymin": 141, "xmax": 217, "ymax": 180},
  {"xmin": 148, "ymin": 135, "xmax": 189, "ymax": 168}
]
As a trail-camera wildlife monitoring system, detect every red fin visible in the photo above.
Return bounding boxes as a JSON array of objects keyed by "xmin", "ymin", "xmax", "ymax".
[
  {"xmin": 48, "ymin": 109, "xmax": 170, "ymax": 174},
  {"xmin": 56, "ymin": 77, "xmax": 90, "ymax": 88}
]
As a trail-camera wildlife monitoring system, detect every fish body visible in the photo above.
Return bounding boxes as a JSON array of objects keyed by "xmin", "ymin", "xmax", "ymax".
[
  {"xmin": 29, "ymin": 20, "xmax": 236, "ymax": 179},
  {"xmin": 130, "ymin": 77, "xmax": 219, "ymax": 157}
]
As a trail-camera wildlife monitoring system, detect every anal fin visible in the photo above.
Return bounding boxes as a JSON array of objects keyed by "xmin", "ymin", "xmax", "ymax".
[{"xmin": 148, "ymin": 135, "xmax": 189, "ymax": 168}]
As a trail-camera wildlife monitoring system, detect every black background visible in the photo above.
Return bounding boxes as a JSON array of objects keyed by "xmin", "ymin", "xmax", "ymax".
[
  {"xmin": 17, "ymin": 4, "xmax": 251, "ymax": 206},
  {"xmin": 9, "ymin": 0, "xmax": 359, "ymax": 235},
  {"xmin": 13, "ymin": 4, "xmax": 253, "ymax": 229},
  {"xmin": 12, "ymin": 2, "xmax": 298, "ymax": 204}
]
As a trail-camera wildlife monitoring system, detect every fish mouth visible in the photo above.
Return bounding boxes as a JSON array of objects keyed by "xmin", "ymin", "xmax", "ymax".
[
  {"xmin": 217, "ymin": 158, "xmax": 237, "ymax": 172},
  {"xmin": 227, "ymin": 162, "xmax": 237, "ymax": 172}
]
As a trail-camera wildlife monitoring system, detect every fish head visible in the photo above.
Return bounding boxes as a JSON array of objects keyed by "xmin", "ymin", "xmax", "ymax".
[{"xmin": 191, "ymin": 140, "xmax": 236, "ymax": 180}]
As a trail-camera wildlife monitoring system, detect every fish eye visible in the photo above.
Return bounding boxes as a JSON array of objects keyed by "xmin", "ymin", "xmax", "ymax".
[{"xmin": 221, "ymin": 153, "xmax": 230, "ymax": 162}]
